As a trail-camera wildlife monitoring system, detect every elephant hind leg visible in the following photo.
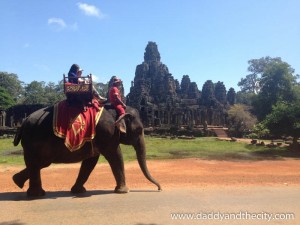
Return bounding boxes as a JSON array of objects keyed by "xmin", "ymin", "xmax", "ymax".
[
  {"xmin": 13, "ymin": 168, "xmax": 29, "ymax": 189},
  {"xmin": 26, "ymin": 165, "xmax": 46, "ymax": 197}
]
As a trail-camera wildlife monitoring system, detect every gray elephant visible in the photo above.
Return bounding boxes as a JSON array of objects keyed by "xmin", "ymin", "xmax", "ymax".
[{"xmin": 12, "ymin": 104, "xmax": 161, "ymax": 197}]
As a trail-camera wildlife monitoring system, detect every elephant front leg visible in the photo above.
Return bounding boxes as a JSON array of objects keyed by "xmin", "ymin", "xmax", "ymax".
[
  {"xmin": 71, "ymin": 155, "xmax": 100, "ymax": 194},
  {"xmin": 103, "ymin": 146, "xmax": 129, "ymax": 194}
]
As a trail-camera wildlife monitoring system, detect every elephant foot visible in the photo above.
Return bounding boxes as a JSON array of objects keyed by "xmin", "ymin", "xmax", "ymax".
[
  {"xmin": 13, "ymin": 173, "xmax": 26, "ymax": 189},
  {"xmin": 27, "ymin": 187, "xmax": 46, "ymax": 197},
  {"xmin": 71, "ymin": 185, "xmax": 87, "ymax": 194},
  {"xmin": 114, "ymin": 185, "xmax": 129, "ymax": 194}
]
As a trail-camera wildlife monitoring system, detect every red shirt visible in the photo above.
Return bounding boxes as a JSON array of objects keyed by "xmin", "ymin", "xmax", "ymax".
[{"xmin": 109, "ymin": 87, "xmax": 121, "ymax": 106}]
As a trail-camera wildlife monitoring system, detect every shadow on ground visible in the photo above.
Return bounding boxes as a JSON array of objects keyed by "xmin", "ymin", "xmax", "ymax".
[
  {"xmin": 0, "ymin": 220, "xmax": 25, "ymax": 225},
  {"xmin": 252, "ymin": 148, "xmax": 300, "ymax": 160},
  {"xmin": 0, "ymin": 189, "xmax": 161, "ymax": 202},
  {"xmin": 0, "ymin": 190, "xmax": 114, "ymax": 201}
]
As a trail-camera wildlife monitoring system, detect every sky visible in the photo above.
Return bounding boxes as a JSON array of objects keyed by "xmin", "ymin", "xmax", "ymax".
[{"xmin": 1, "ymin": 0, "xmax": 299, "ymax": 95}]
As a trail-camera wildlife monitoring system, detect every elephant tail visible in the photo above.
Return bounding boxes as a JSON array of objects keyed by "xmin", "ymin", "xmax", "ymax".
[{"xmin": 13, "ymin": 125, "xmax": 23, "ymax": 146}]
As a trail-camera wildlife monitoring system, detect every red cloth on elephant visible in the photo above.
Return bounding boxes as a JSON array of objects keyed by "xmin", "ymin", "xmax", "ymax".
[{"xmin": 53, "ymin": 99, "xmax": 103, "ymax": 151}]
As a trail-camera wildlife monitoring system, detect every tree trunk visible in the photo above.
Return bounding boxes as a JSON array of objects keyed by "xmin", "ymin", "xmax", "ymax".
[{"xmin": 291, "ymin": 136, "xmax": 299, "ymax": 151}]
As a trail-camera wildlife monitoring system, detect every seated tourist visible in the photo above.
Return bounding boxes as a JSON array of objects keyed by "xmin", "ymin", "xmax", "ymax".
[
  {"xmin": 68, "ymin": 64, "xmax": 83, "ymax": 84},
  {"xmin": 108, "ymin": 76, "xmax": 127, "ymax": 133},
  {"xmin": 67, "ymin": 64, "xmax": 107, "ymax": 103},
  {"xmin": 109, "ymin": 76, "xmax": 126, "ymax": 118}
]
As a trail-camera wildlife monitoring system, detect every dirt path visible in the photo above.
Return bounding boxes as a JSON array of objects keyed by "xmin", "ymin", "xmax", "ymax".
[{"xmin": 1, "ymin": 158, "xmax": 300, "ymax": 192}]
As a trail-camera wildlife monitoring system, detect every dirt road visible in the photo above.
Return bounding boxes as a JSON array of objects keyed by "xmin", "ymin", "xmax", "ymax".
[{"xmin": 1, "ymin": 158, "xmax": 300, "ymax": 191}]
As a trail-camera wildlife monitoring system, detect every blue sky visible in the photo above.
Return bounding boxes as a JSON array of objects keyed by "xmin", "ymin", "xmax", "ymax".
[{"xmin": 1, "ymin": 0, "xmax": 299, "ymax": 94}]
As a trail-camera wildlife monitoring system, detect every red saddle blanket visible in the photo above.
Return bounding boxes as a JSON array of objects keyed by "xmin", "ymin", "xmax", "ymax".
[{"xmin": 53, "ymin": 100, "xmax": 103, "ymax": 151}]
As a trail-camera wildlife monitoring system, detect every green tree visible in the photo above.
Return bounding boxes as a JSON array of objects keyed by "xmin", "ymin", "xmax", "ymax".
[
  {"xmin": 252, "ymin": 61, "xmax": 298, "ymax": 120},
  {"xmin": 227, "ymin": 104, "xmax": 257, "ymax": 137},
  {"xmin": 235, "ymin": 91, "xmax": 255, "ymax": 106},
  {"xmin": 293, "ymin": 84, "xmax": 300, "ymax": 100},
  {"xmin": 0, "ymin": 87, "xmax": 15, "ymax": 109},
  {"xmin": 23, "ymin": 81, "xmax": 66, "ymax": 105},
  {"xmin": 23, "ymin": 81, "xmax": 48, "ymax": 104},
  {"xmin": 263, "ymin": 101, "xmax": 300, "ymax": 149},
  {"xmin": 250, "ymin": 123, "xmax": 270, "ymax": 141},
  {"xmin": 95, "ymin": 82, "xmax": 109, "ymax": 97},
  {"xmin": 238, "ymin": 57, "xmax": 282, "ymax": 94},
  {"xmin": 238, "ymin": 73, "xmax": 260, "ymax": 94},
  {"xmin": 44, "ymin": 81, "xmax": 65, "ymax": 105},
  {"xmin": 0, "ymin": 72, "xmax": 24, "ymax": 102}
]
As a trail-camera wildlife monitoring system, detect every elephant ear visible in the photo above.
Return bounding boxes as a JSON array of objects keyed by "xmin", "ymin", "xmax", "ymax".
[{"xmin": 115, "ymin": 113, "xmax": 133, "ymax": 133}]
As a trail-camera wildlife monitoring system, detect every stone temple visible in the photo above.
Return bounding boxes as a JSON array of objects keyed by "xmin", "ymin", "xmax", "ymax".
[{"xmin": 126, "ymin": 41, "xmax": 236, "ymax": 135}]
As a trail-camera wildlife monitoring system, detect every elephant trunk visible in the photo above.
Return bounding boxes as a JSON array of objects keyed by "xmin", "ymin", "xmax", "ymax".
[{"xmin": 134, "ymin": 134, "xmax": 161, "ymax": 191}]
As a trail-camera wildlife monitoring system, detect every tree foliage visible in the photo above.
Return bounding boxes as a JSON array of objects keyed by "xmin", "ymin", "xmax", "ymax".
[
  {"xmin": 236, "ymin": 91, "xmax": 255, "ymax": 106},
  {"xmin": 249, "ymin": 123, "xmax": 270, "ymax": 141},
  {"xmin": 227, "ymin": 104, "xmax": 257, "ymax": 137},
  {"xmin": 23, "ymin": 81, "xmax": 47, "ymax": 105},
  {"xmin": 263, "ymin": 101, "xmax": 300, "ymax": 148},
  {"xmin": 238, "ymin": 57, "xmax": 283, "ymax": 94},
  {"xmin": 0, "ymin": 72, "xmax": 24, "ymax": 102},
  {"xmin": 23, "ymin": 81, "xmax": 65, "ymax": 105},
  {"xmin": 0, "ymin": 87, "xmax": 15, "ymax": 110},
  {"xmin": 252, "ymin": 61, "xmax": 298, "ymax": 120},
  {"xmin": 95, "ymin": 82, "xmax": 109, "ymax": 98},
  {"xmin": 237, "ymin": 56, "xmax": 300, "ymax": 146},
  {"xmin": 44, "ymin": 81, "xmax": 65, "ymax": 105},
  {"xmin": 238, "ymin": 73, "xmax": 260, "ymax": 94}
]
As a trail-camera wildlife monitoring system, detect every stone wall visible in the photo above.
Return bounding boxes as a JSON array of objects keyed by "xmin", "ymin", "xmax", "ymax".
[{"xmin": 5, "ymin": 104, "xmax": 46, "ymax": 127}]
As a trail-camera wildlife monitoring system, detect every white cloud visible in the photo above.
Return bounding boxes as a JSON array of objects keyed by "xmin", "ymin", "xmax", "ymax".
[
  {"xmin": 48, "ymin": 18, "xmax": 66, "ymax": 30},
  {"xmin": 77, "ymin": 2, "xmax": 106, "ymax": 19},
  {"xmin": 48, "ymin": 18, "xmax": 78, "ymax": 31}
]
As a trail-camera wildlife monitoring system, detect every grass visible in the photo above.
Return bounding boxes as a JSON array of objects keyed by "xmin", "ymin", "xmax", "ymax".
[
  {"xmin": 1, "ymin": 137, "xmax": 298, "ymax": 165},
  {"xmin": 119, "ymin": 137, "xmax": 269, "ymax": 161},
  {"xmin": 0, "ymin": 138, "xmax": 24, "ymax": 165},
  {"xmin": 119, "ymin": 137, "xmax": 299, "ymax": 161}
]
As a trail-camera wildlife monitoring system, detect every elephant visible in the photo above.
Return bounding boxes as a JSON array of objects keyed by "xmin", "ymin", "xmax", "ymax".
[{"xmin": 12, "ymin": 103, "xmax": 161, "ymax": 197}]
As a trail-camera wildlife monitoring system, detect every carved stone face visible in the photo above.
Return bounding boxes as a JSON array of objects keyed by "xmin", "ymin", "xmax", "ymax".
[{"xmin": 144, "ymin": 42, "xmax": 161, "ymax": 63}]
